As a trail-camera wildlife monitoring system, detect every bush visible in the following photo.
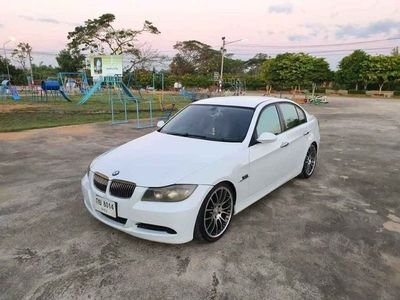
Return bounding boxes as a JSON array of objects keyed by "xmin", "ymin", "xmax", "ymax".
[
  {"xmin": 348, "ymin": 90, "xmax": 366, "ymax": 95},
  {"xmin": 394, "ymin": 91, "xmax": 400, "ymax": 96}
]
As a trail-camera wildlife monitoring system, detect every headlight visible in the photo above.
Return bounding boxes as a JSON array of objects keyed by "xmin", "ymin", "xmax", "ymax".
[{"xmin": 142, "ymin": 185, "xmax": 197, "ymax": 202}]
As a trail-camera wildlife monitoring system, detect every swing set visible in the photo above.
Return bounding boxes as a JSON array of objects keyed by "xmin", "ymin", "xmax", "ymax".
[{"xmin": 58, "ymin": 72, "xmax": 89, "ymax": 96}]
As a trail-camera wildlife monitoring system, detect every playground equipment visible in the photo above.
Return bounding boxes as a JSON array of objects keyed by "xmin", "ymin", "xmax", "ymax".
[
  {"xmin": 109, "ymin": 76, "xmax": 154, "ymax": 127},
  {"xmin": 79, "ymin": 75, "xmax": 154, "ymax": 128},
  {"xmin": 58, "ymin": 72, "xmax": 89, "ymax": 96},
  {"xmin": 41, "ymin": 80, "xmax": 71, "ymax": 102},
  {"xmin": 0, "ymin": 79, "xmax": 20, "ymax": 101},
  {"xmin": 78, "ymin": 55, "xmax": 156, "ymax": 127},
  {"xmin": 302, "ymin": 88, "xmax": 328, "ymax": 105},
  {"xmin": 224, "ymin": 78, "xmax": 246, "ymax": 96},
  {"xmin": 28, "ymin": 77, "xmax": 45, "ymax": 101},
  {"xmin": 179, "ymin": 88, "xmax": 211, "ymax": 102},
  {"xmin": 152, "ymin": 71, "xmax": 164, "ymax": 90},
  {"xmin": 77, "ymin": 79, "xmax": 103, "ymax": 105},
  {"xmin": 158, "ymin": 95, "xmax": 176, "ymax": 121},
  {"xmin": 307, "ymin": 95, "xmax": 328, "ymax": 105},
  {"xmin": 150, "ymin": 71, "xmax": 176, "ymax": 121},
  {"xmin": 126, "ymin": 72, "xmax": 143, "ymax": 92},
  {"xmin": 179, "ymin": 89, "xmax": 199, "ymax": 102}
]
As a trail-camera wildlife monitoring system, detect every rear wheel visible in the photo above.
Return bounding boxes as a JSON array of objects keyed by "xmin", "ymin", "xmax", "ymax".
[
  {"xmin": 299, "ymin": 144, "xmax": 317, "ymax": 178},
  {"xmin": 194, "ymin": 183, "xmax": 234, "ymax": 242}
]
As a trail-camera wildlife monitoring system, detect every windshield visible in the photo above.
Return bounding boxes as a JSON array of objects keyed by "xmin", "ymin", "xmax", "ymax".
[{"xmin": 160, "ymin": 104, "xmax": 254, "ymax": 142}]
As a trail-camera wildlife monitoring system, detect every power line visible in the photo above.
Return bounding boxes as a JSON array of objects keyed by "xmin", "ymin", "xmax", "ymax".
[
  {"xmin": 307, "ymin": 46, "xmax": 393, "ymax": 54},
  {"xmin": 228, "ymin": 37, "xmax": 400, "ymax": 49},
  {"xmin": 229, "ymin": 47, "xmax": 394, "ymax": 57},
  {"xmin": 4, "ymin": 48, "xmax": 59, "ymax": 56},
  {"xmin": 3, "ymin": 43, "xmax": 395, "ymax": 63}
]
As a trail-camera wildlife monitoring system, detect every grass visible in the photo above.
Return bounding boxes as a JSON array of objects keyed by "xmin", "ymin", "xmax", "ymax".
[
  {"xmin": 0, "ymin": 91, "xmax": 191, "ymax": 132},
  {"xmin": 3, "ymin": 89, "xmax": 398, "ymax": 133}
]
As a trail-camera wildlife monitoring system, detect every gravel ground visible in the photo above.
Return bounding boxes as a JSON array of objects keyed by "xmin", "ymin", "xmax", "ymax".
[{"xmin": 0, "ymin": 96, "xmax": 399, "ymax": 299}]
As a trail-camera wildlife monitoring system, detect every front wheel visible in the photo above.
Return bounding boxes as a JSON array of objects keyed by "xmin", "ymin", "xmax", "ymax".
[
  {"xmin": 194, "ymin": 183, "xmax": 234, "ymax": 242},
  {"xmin": 299, "ymin": 144, "xmax": 317, "ymax": 178}
]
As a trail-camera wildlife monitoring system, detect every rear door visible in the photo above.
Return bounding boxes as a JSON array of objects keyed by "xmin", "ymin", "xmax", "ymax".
[{"xmin": 277, "ymin": 103, "xmax": 310, "ymax": 177}]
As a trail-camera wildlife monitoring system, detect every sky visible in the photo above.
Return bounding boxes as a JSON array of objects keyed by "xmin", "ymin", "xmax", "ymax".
[{"xmin": 1, "ymin": 0, "xmax": 399, "ymax": 69}]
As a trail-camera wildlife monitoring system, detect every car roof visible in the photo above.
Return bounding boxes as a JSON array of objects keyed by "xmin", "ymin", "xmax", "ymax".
[{"xmin": 193, "ymin": 96, "xmax": 283, "ymax": 108}]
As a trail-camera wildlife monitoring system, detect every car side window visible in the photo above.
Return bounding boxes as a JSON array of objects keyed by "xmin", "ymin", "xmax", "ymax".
[
  {"xmin": 296, "ymin": 106, "xmax": 306, "ymax": 124},
  {"xmin": 279, "ymin": 103, "xmax": 301, "ymax": 130},
  {"xmin": 256, "ymin": 105, "xmax": 282, "ymax": 137}
]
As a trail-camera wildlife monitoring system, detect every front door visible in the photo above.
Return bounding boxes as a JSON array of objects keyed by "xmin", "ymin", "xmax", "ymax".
[{"xmin": 248, "ymin": 104, "xmax": 288, "ymax": 196}]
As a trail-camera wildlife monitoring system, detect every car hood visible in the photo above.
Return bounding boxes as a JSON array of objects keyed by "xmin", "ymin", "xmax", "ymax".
[{"xmin": 91, "ymin": 131, "xmax": 242, "ymax": 187}]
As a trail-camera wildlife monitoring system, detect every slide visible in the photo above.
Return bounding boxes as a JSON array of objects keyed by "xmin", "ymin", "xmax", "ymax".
[
  {"xmin": 120, "ymin": 82, "xmax": 135, "ymax": 98},
  {"xmin": 9, "ymin": 86, "xmax": 20, "ymax": 101},
  {"xmin": 78, "ymin": 80, "xmax": 102, "ymax": 105},
  {"xmin": 59, "ymin": 90, "xmax": 72, "ymax": 102}
]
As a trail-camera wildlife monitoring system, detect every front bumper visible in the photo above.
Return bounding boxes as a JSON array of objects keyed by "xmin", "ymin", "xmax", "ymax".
[{"xmin": 81, "ymin": 173, "xmax": 212, "ymax": 244}]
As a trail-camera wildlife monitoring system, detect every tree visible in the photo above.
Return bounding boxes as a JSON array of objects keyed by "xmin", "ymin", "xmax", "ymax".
[
  {"xmin": 261, "ymin": 53, "xmax": 331, "ymax": 90},
  {"xmin": 391, "ymin": 46, "xmax": 399, "ymax": 56},
  {"xmin": 336, "ymin": 50, "xmax": 370, "ymax": 90},
  {"xmin": 170, "ymin": 53, "xmax": 195, "ymax": 75},
  {"xmin": 170, "ymin": 40, "xmax": 220, "ymax": 75},
  {"xmin": 126, "ymin": 46, "xmax": 168, "ymax": 72},
  {"xmin": 260, "ymin": 58, "xmax": 274, "ymax": 81},
  {"xmin": 11, "ymin": 43, "xmax": 33, "ymax": 72},
  {"xmin": 222, "ymin": 56, "xmax": 245, "ymax": 75},
  {"xmin": 307, "ymin": 57, "xmax": 333, "ymax": 85},
  {"xmin": 68, "ymin": 14, "xmax": 160, "ymax": 54},
  {"xmin": 0, "ymin": 55, "xmax": 25, "ymax": 84},
  {"xmin": 170, "ymin": 40, "xmax": 244, "ymax": 75},
  {"xmin": 56, "ymin": 49, "xmax": 86, "ymax": 72},
  {"xmin": 12, "ymin": 42, "xmax": 36, "ymax": 84},
  {"xmin": 31, "ymin": 63, "xmax": 58, "ymax": 80},
  {"xmin": 362, "ymin": 55, "xmax": 400, "ymax": 92},
  {"xmin": 67, "ymin": 13, "xmax": 161, "ymax": 71},
  {"xmin": 244, "ymin": 53, "xmax": 269, "ymax": 75}
]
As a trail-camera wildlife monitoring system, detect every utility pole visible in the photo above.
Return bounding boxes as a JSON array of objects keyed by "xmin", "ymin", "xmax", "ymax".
[
  {"xmin": 219, "ymin": 37, "xmax": 226, "ymax": 92},
  {"xmin": 219, "ymin": 37, "xmax": 242, "ymax": 92},
  {"xmin": 27, "ymin": 47, "xmax": 34, "ymax": 85}
]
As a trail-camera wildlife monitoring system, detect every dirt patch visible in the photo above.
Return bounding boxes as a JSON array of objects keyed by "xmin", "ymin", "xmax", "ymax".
[
  {"xmin": 383, "ymin": 221, "xmax": 400, "ymax": 234},
  {"xmin": 388, "ymin": 214, "xmax": 400, "ymax": 223},
  {"xmin": 0, "ymin": 104, "xmax": 48, "ymax": 113},
  {"xmin": 0, "ymin": 123, "xmax": 96, "ymax": 141},
  {"xmin": 382, "ymin": 253, "xmax": 400, "ymax": 272}
]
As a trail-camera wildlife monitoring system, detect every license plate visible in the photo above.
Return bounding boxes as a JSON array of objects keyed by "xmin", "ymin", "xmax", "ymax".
[{"xmin": 95, "ymin": 196, "xmax": 117, "ymax": 218}]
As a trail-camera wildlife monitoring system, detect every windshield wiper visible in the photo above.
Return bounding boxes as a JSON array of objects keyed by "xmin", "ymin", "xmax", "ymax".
[
  {"xmin": 165, "ymin": 131, "xmax": 239, "ymax": 142},
  {"xmin": 166, "ymin": 132, "xmax": 210, "ymax": 140}
]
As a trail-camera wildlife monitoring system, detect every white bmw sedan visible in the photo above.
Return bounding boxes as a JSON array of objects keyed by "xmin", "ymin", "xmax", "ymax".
[{"xmin": 81, "ymin": 96, "xmax": 320, "ymax": 244}]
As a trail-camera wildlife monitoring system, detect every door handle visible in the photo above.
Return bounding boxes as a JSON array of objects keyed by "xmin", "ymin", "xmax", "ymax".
[
  {"xmin": 280, "ymin": 141, "xmax": 290, "ymax": 148},
  {"xmin": 303, "ymin": 131, "xmax": 310, "ymax": 136}
]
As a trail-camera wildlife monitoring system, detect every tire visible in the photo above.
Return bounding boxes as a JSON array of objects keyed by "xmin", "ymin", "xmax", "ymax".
[
  {"xmin": 299, "ymin": 143, "xmax": 318, "ymax": 178},
  {"xmin": 194, "ymin": 183, "xmax": 234, "ymax": 242}
]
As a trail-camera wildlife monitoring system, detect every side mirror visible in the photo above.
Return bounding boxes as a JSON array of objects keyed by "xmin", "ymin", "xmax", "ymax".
[
  {"xmin": 157, "ymin": 120, "xmax": 165, "ymax": 129},
  {"xmin": 257, "ymin": 132, "xmax": 277, "ymax": 143}
]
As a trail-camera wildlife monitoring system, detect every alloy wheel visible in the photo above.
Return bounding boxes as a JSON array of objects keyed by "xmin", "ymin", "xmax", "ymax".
[
  {"xmin": 203, "ymin": 187, "xmax": 233, "ymax": 238},
  {"xmin": 305, "ymin": 145, "xmax": 317, "ymax": 176}
]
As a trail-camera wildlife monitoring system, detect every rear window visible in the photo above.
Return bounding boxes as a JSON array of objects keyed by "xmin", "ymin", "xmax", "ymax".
[
  {"xmin": 279, "ymin": 103, "xmax": 301, "ymax": 130},
  {"xmin": 296, "ymin": 106, "xmax": 307, "ymax": 124}
]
